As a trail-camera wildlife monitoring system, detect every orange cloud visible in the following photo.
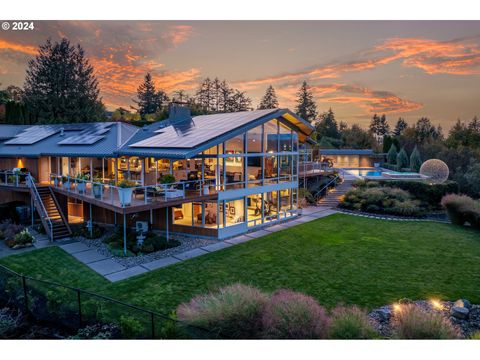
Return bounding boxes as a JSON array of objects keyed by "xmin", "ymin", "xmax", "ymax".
[
  {"xmin": 275, "ymin": 83, "xmax": 422, "ymax": 115},
  {"xmin": 236, "ymin": 36, "xmax": 480, "ymax": 90},
  {"xmin": 0, "ymin": 39, "xmax": 37, "ymax": 55},
  {"xmin": 162, "ymin": 25, "xmax": 194, "ymax": 46},
  {"xmin": 377, "ymin": 37, "xmax": 480, "ymax": 75}
]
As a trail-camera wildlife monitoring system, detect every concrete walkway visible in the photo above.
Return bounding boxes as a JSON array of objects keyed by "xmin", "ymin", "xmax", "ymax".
[{"xmin": 4, "ymin": 206, "xmax": 337, "ymax": 282}]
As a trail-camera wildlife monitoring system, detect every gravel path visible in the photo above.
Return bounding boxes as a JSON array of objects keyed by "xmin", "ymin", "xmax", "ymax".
[{"xmin": 75, "ymin": 232, "xmax": 215, "ymax": 268}]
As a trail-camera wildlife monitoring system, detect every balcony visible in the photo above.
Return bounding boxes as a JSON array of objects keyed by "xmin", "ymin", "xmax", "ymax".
[{"xmin": 48, "ymin": 174, "xmax": 218, "ymax": 213}]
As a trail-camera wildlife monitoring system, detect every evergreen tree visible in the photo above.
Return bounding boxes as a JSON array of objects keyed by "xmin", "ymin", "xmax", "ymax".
[
  {"xmin": 134, "ymin": 73, "xmax": 164, "ymax": 117},
  {"xmin": 393, "ymin": 117, "xmax": 408, "ymax": 136},
  {"xmin": 468, "ymin": 116, "xmax": 480, "ymax": 132},
  {"xmin": 415, "ymin": 117, "xmax": 442, "ymax": 142},
  {"xmin": 295, "ymin": 81, "xmax": 317, "ymax": 123},
  {"xmin": 315, "ymin": 108, "xmax": 340, "ymax": 139},
  {"xmin": 340, "ymin": 124, "xmax": 375, "ymax": 149},
  {"xmin": 228, "ymin": 90, "xmax": 252, "ymax": 112},
  {"xmin": 195, "ymin": 77, "xmax": 214, "ymax": 111},
  {"xmin": 410, "ymin": 146, "xmax": 422, "ymax": 172},
  {"xmin": 258, "ymin": 85, "xmax": 279, "ymax": 109},
  {"xmin": 396, "ymin": 148, "xmax": 409, "ymax": 170},
  {"xmin": 218, "ymin": 80, "xmax": 234, "ymax": 112},
  {"xmin": 317, "ymin": 136, "xmax": 335, "ymax": 149},
  {"xmin": 387, "ymin": 144, "xmax": 398, "ymax": 165},
  {"xmin": 369, "ymin": 114, "xmax": 390, "ymax": 137},
  {"xmin": 23, "ymin": 38, "xmax": 104, "ymax": 123}
]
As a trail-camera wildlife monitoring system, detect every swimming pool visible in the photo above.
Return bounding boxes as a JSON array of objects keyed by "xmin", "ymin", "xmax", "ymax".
[{"xmin": 347, "ymin": 168, "xmax": 423, "ymax": 179}]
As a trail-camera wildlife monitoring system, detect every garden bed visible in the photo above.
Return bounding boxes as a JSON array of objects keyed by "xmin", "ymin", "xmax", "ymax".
[{"xmin": 74, "ymin": 229, "xmax": 215, "ymax": 268}]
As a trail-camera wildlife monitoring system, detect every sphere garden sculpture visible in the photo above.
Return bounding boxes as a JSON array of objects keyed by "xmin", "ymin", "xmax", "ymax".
[{"xmin": 419, "ymin": 159, "xmax": 449, "ymax": 184}]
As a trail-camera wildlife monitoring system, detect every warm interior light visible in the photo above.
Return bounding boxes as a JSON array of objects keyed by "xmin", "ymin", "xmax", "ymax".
[
  {"xmin": 17, "ymin": 158, "xmax": 24, "ymax": 168},
  {"xmin": 393, "ymin": 304, "xmax": 402, "ymax": 313},
  {"xmin": 430, "ymin": 299, "xmax": 443, "ymax": 310}
]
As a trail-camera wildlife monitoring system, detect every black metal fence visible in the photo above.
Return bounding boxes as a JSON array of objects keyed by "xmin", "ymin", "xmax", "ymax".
[{"xmin": 0, "ymin": 264, "xmax": 220, "ymax": 339}]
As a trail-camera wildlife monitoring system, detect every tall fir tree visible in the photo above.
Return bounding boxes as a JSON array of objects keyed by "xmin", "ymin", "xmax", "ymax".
[
  {"xmin": 23, "ymin": 38, "xmax": 104, "ymax": 123},
  {"xmin": 258, "ymin": 85, "xmax": 279, "ymax": 109},
  {"xmin": 369, "ymin": 114, "xmax": 390, "ymax": 137},
  {"xmin": 315, "ymin": 108, "xmax": 340, "ymax": 139},
  {"xmin": 134, "ymin": 73, "xmax": 164, "ymax": 117},
  {"xmin": 393, "ymin": 117, "xmax": 408, "ymax": 136},
  {"xmin": 295, "ymin": 81, "xmax": 317, "ymax": 123}
]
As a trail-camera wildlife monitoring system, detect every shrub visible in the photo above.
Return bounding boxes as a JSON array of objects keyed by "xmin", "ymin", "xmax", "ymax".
[
  {"xmin": 262, "ymin": 289, "xmax": 330, "ymax": 339},
  {"xmin": 119, "ymin": 315, "xmax": 145, "ymax": 339},
  {"xmin": 340, "ymin": 186, "xmax": 423, "ymax": 217},
  {"xmin": 470, "ymin": 331, "xmax": 480, "ymax": 340},
  {"xmin": 441, "ymin": 194, "xmax": 480, "ymax": 227},
  {"xmin": 76, "ymin": 223, "xmax": 104, "ymax": 239},
  {"xmin": 391, "ymin": 304, "xmax": 460, "ymax": 339},
  {"xmin": 158, "ymin": 174, "xmax": 176, "ymax": 184},
  {"xmin": 298, "ymin": 187, "xmax": 315, "ymax": 205},
  {"xmin": 382, "ymin": 180, "xmax": 458, "ymax": 208},
  {"xmin": 0, "ymin": 220, "xmax": 24, "ymax": 241},
  {"xmin": 410, "ymin": 146, "xmax": 422, "ymax": 172},
  {"xmin": 387, "ymin": 144, "xmax": 398, "ymax": 165},
  {"xmin": 396, "ymin": 148, "xmax": 409, "ymax": 170},
  {"xmin": 329, "ymin": 305, "xmax": 377, "ymax": 339},
  {"xmin": 0, "ymin": 307, "xmax": 22, "ymax": 338},
  {"xmin": 177, "ymin": 284, "xmax": 268, "ymax": 339},
  {"xmin": 9, "ymin": 228, "xmax": 34, "ymax": 248},
  {"xmin": 104, "ymin": 228, "xmax": 180, "ymax": 255},
  {"xmin": 70, "ymin": 323, "xmax": 120, "ymax": 339}
]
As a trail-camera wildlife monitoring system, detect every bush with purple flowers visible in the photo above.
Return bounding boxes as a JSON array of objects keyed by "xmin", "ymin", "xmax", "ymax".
[{"xmin": 261, "ymin": 289, "xmax": 330, "ymax": 339}]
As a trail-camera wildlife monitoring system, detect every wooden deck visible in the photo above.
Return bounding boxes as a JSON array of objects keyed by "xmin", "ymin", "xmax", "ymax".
[{"xmin": 51, "ymin": 185, "xmax": 218, "ymax": 214}]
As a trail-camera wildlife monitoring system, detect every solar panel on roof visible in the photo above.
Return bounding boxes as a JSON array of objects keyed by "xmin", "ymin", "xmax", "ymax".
[
  {"xmin": 5, "ymin": 126, "xmax": 59, "ymax": 145},
  {"xmin": 131, "ymin": 109, "xmax": 277, "ymax": 149},
  {"xmin": 58, "ymin": 135, "xmax": 105, "ymax": 145}
]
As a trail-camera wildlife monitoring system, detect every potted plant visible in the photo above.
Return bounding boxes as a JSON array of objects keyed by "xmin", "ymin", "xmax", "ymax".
[
  {"xmin": 76, "ymin": 174, "xmax": 88, "ymax": 194},
  {"xmin": 158, "ymin": 174, "xmax": 176, "ymax": 184},
  {"xmin": 92, "ymin": 177, "xmax": 103, "ymax": 199},
  {"xmin": 117, "ymin": 179, "xmax": 137, "ymax": 206}
]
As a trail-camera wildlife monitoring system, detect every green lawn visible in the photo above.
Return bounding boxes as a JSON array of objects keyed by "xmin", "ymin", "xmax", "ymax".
[{"xmin": 1, "ymin": 214, "xmax": 480, "ymax": 314}]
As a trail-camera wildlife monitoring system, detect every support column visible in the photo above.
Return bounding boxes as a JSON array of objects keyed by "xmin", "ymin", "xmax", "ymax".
[
  {"xmin": 90, "ymin": 158, "xmax": 93, "ymax": 181},
  {"xmin": 166, "ymin": 207, "xmax": 169, "ymax": 242},
  {"xmin": 89, "ymin": 203, "xmax": 93, "ymax": 238},
  {"xmin": 114, "ymin": 158, "xmax": 118, "ymax": 184},
  {"xmin": 123, "ymin": 210, "xmax": 127, "ymax": 256},
  {"xmin": 141, "ymin": 158, "xmax": 145, "ymax": 186}
]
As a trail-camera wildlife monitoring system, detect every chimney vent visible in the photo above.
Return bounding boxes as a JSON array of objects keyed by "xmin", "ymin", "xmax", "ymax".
[{"xmin": 168, "ymin": 102, "xmax": 192, "ymax": 124}]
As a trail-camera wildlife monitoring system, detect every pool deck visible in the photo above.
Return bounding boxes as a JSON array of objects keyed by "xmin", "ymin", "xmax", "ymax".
[{"xmin": 345, "ymin": 167, "xmax": 427, "ymax": 181}]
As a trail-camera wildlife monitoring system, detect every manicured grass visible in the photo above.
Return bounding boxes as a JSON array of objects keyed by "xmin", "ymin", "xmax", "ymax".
[{"xmin": 1, "ymin": 214, "xmax": 480, "ymax": 314}]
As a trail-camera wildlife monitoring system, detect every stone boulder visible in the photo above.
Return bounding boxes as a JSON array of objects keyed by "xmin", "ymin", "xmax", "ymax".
[
  {"xmin": 450, "ymin": 306, "xmax": 469, "ymax": 320},
  {"xmin": 454, "ymin": 299, "xmax": 472, "ymax": 310}
]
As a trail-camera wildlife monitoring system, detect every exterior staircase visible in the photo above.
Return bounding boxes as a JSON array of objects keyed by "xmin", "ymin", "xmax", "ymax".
[
  {"xmin": 28, "ymin": 176, "xmax": 71, "ymax": 241},
  {"xmin": 317, "ymin": 179, "xmax": 354, "ymax": 208}
]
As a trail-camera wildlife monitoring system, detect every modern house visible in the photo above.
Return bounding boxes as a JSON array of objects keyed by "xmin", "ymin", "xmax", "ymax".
[{"xmin": 0, "ymin": 106, "xmax": 315, "ymax": 241}]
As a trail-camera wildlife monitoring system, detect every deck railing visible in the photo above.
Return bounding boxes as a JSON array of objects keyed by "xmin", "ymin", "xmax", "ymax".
[
  {"xmin": 0, "ymin": 170, "xmax": 28, "ymax": 187},
  {"xmin": 48, "ymin": 174, "xmax": 218, "ymax": 208}
]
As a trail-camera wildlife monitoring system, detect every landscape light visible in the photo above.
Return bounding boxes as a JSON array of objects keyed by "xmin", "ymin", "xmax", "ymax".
[{"xmin": 430, "ymin": 299, "xmax": 443, "ymax": 310}]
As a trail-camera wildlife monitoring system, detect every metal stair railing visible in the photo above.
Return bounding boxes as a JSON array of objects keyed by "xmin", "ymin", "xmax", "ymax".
[{"xmin": 27, "ymin": 174, "xmax": 53, "ymax": 242}]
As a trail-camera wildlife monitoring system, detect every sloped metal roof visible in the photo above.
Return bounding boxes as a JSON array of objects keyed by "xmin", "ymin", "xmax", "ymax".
[
  {"xmin": 0, "ymin": 109, "xmax": 313, "ymax": 159},
  {"xmin": 0, "ymin": 122, "xmax": 139, "ymax": 158}
]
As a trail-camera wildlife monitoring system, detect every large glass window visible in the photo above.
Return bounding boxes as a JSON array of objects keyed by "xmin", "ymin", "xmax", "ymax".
[
  {"xmin": 173, "ymin": 203, "xmax": 193, "ymax": 226},
  {"xmin": 279, "ymin": 189, "xmax": 291, "ymax": 218},
  {"xmin": 225, "ymin": 198, "xmax": 245, "ymax": 226},
  {"xmin": 264, "ymin": 120, "xmax": 278, "ymax": 153},
  {"xmin": 264, "ymin": 155, "xmax": 278, "ymax": 183},
  {"xmin": 247, "ymin": 193, "xmax": 263, "ymax": 227},
  {"xmin": 264, "ymin": 191, "xmax": 279, "ymax": 223},
  {"xmin": 224, "ymin": 134, "xmax": 244, "ymax": 155},
  {"xmin": 204, "ymin": 201, "xmax": 220, "ymax": 228},
  {"xmin": 279, "ymin": 122, "xmax": 293, "ymax": 152},
  {"xmin": 247, "ymin": 125, "xmax": 263, "ymax": 153},
  {"xmin": 247, "ymin": 156, "xmax": 263, "ymax": 187},
  {"xmin": 279, "ymin": 155, "xmax": 292, "ymax": 181}
]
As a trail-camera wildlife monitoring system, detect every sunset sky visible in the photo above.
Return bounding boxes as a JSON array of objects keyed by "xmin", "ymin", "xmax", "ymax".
[{"xmin": 0, "ymin": 20, "xmax": 479, "ymax": 129}]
